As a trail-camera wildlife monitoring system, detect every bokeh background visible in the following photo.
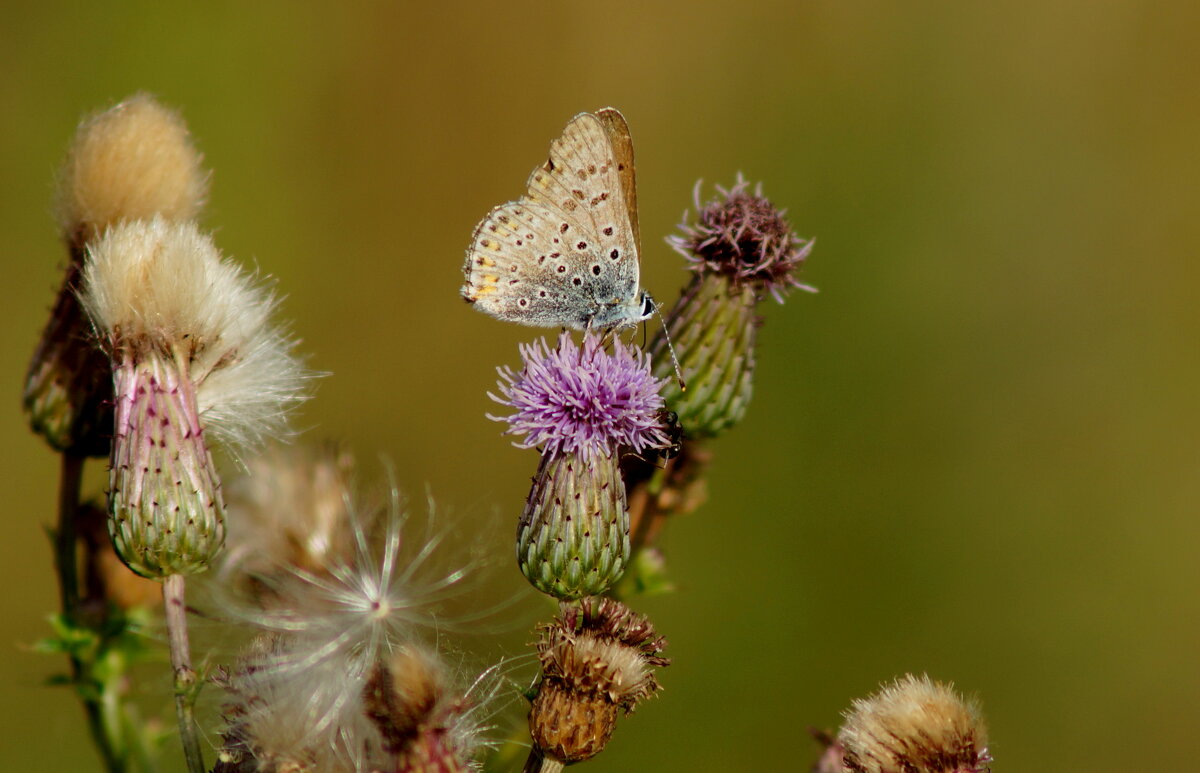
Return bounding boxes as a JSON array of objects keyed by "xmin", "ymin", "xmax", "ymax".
[{"xmin": 3, "ymin": 1, "xmax": 1198, "ymax": 770}]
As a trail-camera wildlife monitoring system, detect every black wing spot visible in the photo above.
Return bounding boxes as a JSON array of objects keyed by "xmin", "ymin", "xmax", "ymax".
[
  {"xmin": 577, "ymin": 241, "xmax": 587, "ymax": 250},
  {"xmin": 515, "ymin": 239, "xmax": 523, "ymax": 246},
  {"xmin": 603, "ymin": 226, "xmax": 613, "ymax": 236},
  {"xmin": 539, "ymin": 290, "xmax": 547, "ymax": 297},
  {"xmin": 538, "ymin": 255, "xmax": 547, "ymax": 263},
  {"xmin": 560, "ymin": 223, "xmax": 570, "ymax": 233},
  {"xmin": 592, "ymin": 265, "xmax": 601, "ymax": 276},
  {"xmin": 572, "ymin": 277, "xmax": 582, "ymax": 286},
  {"xmin": 610, "ymin": 249, "xmax": 620, "ymax": 259},
  {"xmin": 557, "ymin": 265, "xmax": 567, "ymax": 273},
  {"xmin": 518, "ymin": 298, "xmax": 528, "ymax": 306}
]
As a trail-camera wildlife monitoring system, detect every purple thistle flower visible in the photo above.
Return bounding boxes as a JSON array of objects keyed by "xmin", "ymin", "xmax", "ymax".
[
  {"xmin": 489, "ymin": 332, "xmax": 670, "ymax": 462},
  {"xmin": 669, "ymin": 175, "xmax": 815, "ymax": 303}
]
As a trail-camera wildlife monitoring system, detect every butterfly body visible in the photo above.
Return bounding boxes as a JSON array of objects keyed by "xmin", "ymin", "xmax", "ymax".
[{"xmin": 462, "ymin": 109, "xmax": 654, "ymax": 331}]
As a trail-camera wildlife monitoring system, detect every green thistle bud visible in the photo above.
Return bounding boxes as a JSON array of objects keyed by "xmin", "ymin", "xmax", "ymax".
[
  {"xmin": 650, "ymin": 177, "xmax": 813, "ymax": 438},
  {"xmin": 109, "ymin": 350, "xmax": 225, "ymax": 578},
  {"xmin": 651, "ymin": 274, "xmax": 759, "ymax": 437},
  {"xmin": 517, "ymin": 451, "xmax": 630, "ymax": 600}
]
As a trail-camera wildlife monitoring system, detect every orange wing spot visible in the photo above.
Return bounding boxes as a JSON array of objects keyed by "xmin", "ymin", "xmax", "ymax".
[
  {"xmin": 482, "ymin": 274, "xmax": 499, "ymax": 284},
  {"xmin": 475, "ymin": 285, "xmax": 498, "ymax": 296},
  {"xmin": 478, "ymin": 256, "xmax": 496, "ymax": 268}
]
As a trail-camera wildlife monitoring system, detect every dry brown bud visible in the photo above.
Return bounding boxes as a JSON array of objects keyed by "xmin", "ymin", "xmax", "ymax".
[
  {"xmin": 528, "ymin": 598, "xmax": 668, "ymax": 764},
  {"xmin": 839, "ymin": 674, "xmax": 990, "ymax": 773}
]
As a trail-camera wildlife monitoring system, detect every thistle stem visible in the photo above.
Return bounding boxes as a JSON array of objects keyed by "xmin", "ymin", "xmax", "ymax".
[
  {"xmin": 56, "ymin": 451, "xmax": 127, "ymax": 771},
  {"xmin": 522, "ymin": 748, "xmax": 564, "ymax": 773},
  {"xmin": 56, "ymin": 452, "xmax": 84, "ymax": 616},
  {"xmin": 163, "ymin": 573, "xmax": 205, "ymax": 773}
]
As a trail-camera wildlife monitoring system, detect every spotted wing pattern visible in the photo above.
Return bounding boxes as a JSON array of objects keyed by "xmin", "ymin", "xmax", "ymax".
[{"xmin": 462, "ymin": 110, "xmax": 643, "ymax": 330}]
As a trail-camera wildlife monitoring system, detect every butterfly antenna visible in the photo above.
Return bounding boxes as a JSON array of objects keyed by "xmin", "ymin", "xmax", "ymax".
[{"xmin": 653, "ymin": 304, "xmax": 686, "ymax": 391}]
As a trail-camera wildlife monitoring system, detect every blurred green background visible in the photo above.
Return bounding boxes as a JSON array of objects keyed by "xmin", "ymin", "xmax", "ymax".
[{"xmin": 4, "ymin": 1, "xmax": 1198, "ymax": 770}]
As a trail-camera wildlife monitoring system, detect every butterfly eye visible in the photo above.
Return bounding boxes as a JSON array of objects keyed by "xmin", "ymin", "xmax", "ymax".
[{"xmin": 640, "ymin": 293, "xmax": 656, "ymax": 318}]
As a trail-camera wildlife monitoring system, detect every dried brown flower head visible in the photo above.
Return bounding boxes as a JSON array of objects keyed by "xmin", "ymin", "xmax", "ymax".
[{"xmin": 839, "ymin": 674, "xmax": 991, "ymax": 773}]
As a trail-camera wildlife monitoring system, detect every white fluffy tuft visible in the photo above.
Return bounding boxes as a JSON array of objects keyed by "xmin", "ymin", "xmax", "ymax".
[
  {"xmin": 79, "ymin": 217, "xmax": 310, "ymax": 451},
  {"xmin": 56, "ymin": 93, "xmax": 208, "ymax": 240},
  {"xmin": 211, "ymin": 490, "xmax": 512, "ymax": 771}
]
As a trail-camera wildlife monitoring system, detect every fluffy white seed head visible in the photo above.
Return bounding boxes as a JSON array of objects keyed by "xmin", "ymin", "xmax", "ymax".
[
  {"xmin": 222, "ymin": 636, "xmax": 508, "ymax": 772},
  {"xmin": 79, "ymin": 217, "xmax": 310, "ymax": 450},
  {"xmin": 220, "ymin": 443, "xmax": 357, "ymax": 587},
  {"xmin": 212, "ymin": 486, "xmax": 511, "ymax": 772},
  {"xmin": 56, "ymin": 93, "xmax": 208, "ymax": 241},
  {"xmin": 222, "ymin": 635, "xmax": 379, "ymax": 773},
  {"xmin": 839, "ymin": 674, "xmax": 990, "ymax": 773}
]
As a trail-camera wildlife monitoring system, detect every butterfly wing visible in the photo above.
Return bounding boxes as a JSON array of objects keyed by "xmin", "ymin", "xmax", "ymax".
[
  {"xmin": 462, "ymin": 110, "xmax": 643, "ymax": 329},
  {"xmin": 595, "ymin": 107, "xmax": 641, "ymax": 259},
  {"xmin": 462, "ymin": 199, "xmax": 603, "ymax": 328}
]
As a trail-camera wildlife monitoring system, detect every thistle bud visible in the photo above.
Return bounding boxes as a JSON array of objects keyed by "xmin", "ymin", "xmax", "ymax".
[
  {"xmin": 107, "ymin": 345, "xmax": 225, "ymax": 577},
  {"xmin": 25, "ymin": 94, "xmax": 208, "ymax": 455},
  {"xmin": 490, "ymin": 332, "xmax": 669, "ymax": 599},
  {"xmin": 650, "ymin": 177, "xmax": 813, "ymax": 438},
  {"xmin": 838, "ymin": 674, "xmax": 991, "ymax": 773},
  {"xmin": 529, "ymin": 597, "xmax": 669, "ymax": 764},
  {"xmin": 79, "ymin": 218, "xmax": 308, "ymax": 578},
  {"xmin": 518, "ymin": 450, "xmax": 630, "ymax": 599}
]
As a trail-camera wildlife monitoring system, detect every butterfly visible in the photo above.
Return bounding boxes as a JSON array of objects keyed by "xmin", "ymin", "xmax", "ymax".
[{"xmin": 461, "ymin": 108, "xmax": 656, "ymax": 331}]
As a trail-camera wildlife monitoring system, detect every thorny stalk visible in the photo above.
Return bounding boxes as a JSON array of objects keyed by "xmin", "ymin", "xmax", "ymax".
[{"xmin": 163, "ymin": 574, "xmax": 204, "ymax": 773}]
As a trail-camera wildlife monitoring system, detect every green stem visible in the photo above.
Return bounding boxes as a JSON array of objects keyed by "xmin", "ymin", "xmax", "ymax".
[
  {"xmin": 56, "ymin": 452, "xmax": 128, "ymax": 772},
  {"xmin": 163, "ymin": 574, "xmax": 205, "ymax": 773}
]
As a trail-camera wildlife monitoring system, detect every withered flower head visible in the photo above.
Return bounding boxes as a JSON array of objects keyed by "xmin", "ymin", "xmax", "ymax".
[
  {"xmin": 839, "ymin": 674, "xmax": 991, "ymax": 773},
  {"xmin": 529, "ymin": 597, "xmax": 669, "ymax": 764},
  {"xmin": 57, "ymin": 93, "xmax": 208, "ymax": 244},
  {"xmin": 670, "ymin": 175, "xmax": 814, "ymax": 303}
]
